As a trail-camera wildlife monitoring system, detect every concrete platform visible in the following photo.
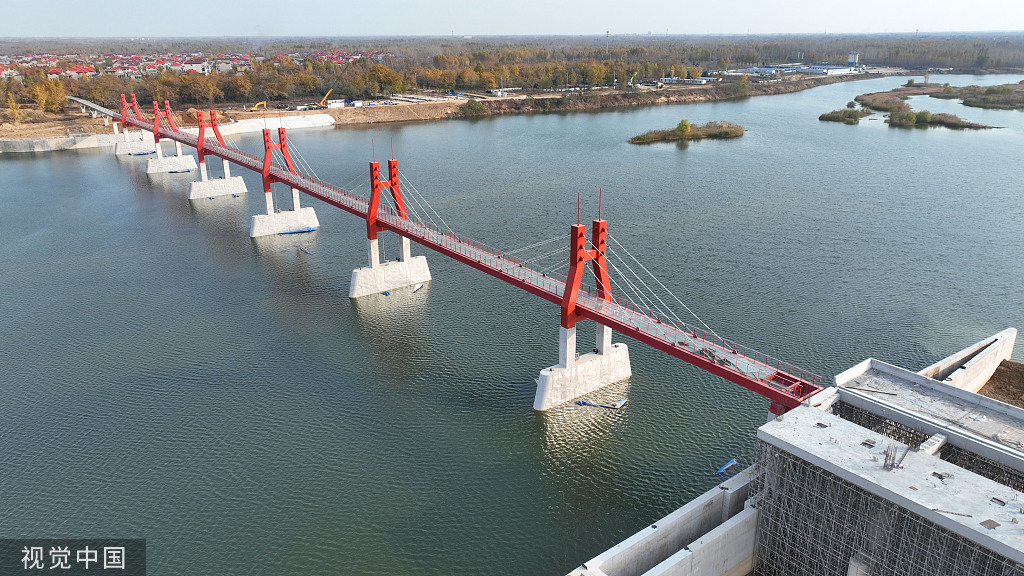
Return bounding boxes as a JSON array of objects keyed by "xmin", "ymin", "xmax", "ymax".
[
  {"xmin": 534, "ymin": 343, "xmax": 631, "ymax": 411},
  {"xmin": 147, "ymin": 154, "xmax": 197, "ymax": 174},
  {"xmin": 349, "ymin": 256, "xmax": 431, "ymax": 298},
  {"xmin": 188, "ymin": 176, "xmax": 248, "ymax": 200},
  {"xmin": 114, "ymin": 133, "xmax": 156, "ymax": 156},
  {"xmin": 250, "ymin": 207, "xmax": 319, "ymax": 237}
]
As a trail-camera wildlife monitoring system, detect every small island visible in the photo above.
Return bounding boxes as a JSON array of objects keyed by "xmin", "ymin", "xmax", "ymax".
[
  {"xmin": 819, "ymin": 102, "xmax": 873, "ymax": 124},
  {"xmin": 853, "ymin": 82, "xmax": 998, "ymax": 129},
  {"xmin": 629, "ymin": 119, "xmax": 744, "ymax": 144}
]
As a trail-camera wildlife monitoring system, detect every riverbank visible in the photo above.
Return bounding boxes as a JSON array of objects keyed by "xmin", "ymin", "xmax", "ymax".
[
  {"xmin": 453, "ymin": 73, "xmax": 885, "ymax": 119},
  {"xmin": 1, "ymin": 72, "xmax": 881, "ymax": 152}
]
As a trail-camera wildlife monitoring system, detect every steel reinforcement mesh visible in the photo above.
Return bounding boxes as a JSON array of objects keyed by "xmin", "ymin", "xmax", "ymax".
[
  {"xmin": 832, "ymin": 401, "xmax": 931, "ymax": 448},
  {"xmin": 750, "ymin": 441, "xmax": 1024, "ymax": 576},
  {"xmin": 832, "ymin": 401, "xmax": 1024, "ymax": 492}
]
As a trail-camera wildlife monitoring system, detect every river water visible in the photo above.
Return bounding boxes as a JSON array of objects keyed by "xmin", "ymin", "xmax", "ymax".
[{"xmin": 2, "ymin": 74, "xmax": 1023, "ymax": 574}]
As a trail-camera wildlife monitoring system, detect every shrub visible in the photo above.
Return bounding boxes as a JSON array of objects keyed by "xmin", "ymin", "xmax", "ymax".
[
  {"xmin": 459, "ymin": 98, "xmax": 486, "ymax": 116},
  {"xmin": 888, "ymin": 111, "xmax": 917, "ymax": 127},
  {"xmin": 985, "ymin": 85, "xmax": 1012, "ymax": 95}
]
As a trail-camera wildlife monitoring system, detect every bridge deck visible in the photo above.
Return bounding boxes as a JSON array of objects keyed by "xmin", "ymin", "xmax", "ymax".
[{"xmin": 105, "ymin": 100, "xmax": 822, "ymax": 408}]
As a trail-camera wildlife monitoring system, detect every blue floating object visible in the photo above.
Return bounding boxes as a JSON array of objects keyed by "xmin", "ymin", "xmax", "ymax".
[
  {"xmin": 382, "ymin": 291, "xmax": 391, "ymax": 296},
  {"xmin": 717, "ymin": 458, "xmax": 738, "ymax": 477},
  {"xmin": 576, "ymin": 399, "xmax": 627, "ymax": 410}
]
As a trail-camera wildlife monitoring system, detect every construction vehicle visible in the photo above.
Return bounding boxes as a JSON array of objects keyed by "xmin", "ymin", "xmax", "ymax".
[
  {"xmin": 249, "ymin": 101, "xmax": 266, "ymax": 111},
  {"xmin": 626, "ymin": 72, "xmax": 638, "ymax": 88},
  {"xmin": 309, "ymin": 89, "xmax": 333, "ymax": 110}
]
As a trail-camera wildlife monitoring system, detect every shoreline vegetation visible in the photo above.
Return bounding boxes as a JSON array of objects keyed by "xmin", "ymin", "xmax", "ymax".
[
  {"xmin": 819, "ymin": 102, "xmax": 874, "ymax": 124},
  {"xmin": 629, "ymin": 119, "xmax": 743, "ymax": 144},
  {"xmin": 5, "ymin": 33, "xmax": 1024, "ymax": 141},
  {"xmin": 1, "ymin": 73, "xmax": 876, "ymax": 141},
  {"xmin": 851, "ymin": 80, "xmax": 1021, "ymax": 129}
]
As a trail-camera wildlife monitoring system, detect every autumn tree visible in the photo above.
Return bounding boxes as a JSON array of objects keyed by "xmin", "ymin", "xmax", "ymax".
[
  {"xmin": 31, "ymin": 79, "xmax": 67, "ymax": 114},
  {"xmin": 7, "ymin": 92, "xmax": 21, "ymax": 123},
  {"xmin": 371, "ymin": 64, "xmax": 402, "ymax": 96}
]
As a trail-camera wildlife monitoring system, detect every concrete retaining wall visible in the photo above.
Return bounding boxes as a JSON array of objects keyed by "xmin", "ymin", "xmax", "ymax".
[
  {"xmin": 643, "ymin": 508, "xmax": 757, "ymax": 576},
  {"xmin": 0, "ymin": 133, "xmax": 118, "ymax": 153},
  {"xmin": 1, "ymin": 113, "xmax": 334, "ymax": 154},
  {"xmin": 570, "ymin": 470, "xmax": 753, "ymax": 576},
  {"xmin": 917, "ymin": 328, "xmax": 1017, "ymax": 392}
]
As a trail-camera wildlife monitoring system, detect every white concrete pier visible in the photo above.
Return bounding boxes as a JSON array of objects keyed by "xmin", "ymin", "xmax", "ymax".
[
  {"xmin": 250, "ymin": 187, "xmax": 319, "ymax": 237},
  {"xmin": 189, "ymin": 158, "xmax": 247, "ymax": 200},
  {"xmin": 147, "ymin": 140, "xmax": 197, "ymax": 174},
  {"xmin": 349, "ymin": 236, "xmax": 431, "ymax": 298},
  {"xmin": 113, "ymin": 123, "xmax": 155, "ymax": 156},
  {"xmin": 533, "ymin": 324, "xmax": 631, "ymax": 411}
]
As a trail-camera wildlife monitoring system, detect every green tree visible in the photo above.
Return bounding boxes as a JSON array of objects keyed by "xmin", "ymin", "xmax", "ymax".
[{"xmin": 677, "ymin": 119, "xmax": 691, "ymax": 134}]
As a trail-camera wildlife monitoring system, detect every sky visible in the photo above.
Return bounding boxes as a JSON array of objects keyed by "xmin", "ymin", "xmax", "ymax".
[{"xmin": 6, "ymin": 0, "xmax": 1024, "ymax": 38}]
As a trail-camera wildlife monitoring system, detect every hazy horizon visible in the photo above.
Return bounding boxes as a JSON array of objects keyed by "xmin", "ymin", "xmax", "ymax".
[{"xmin": 9, "ymin": 1, "xmax": 1024, "ymax": 39}]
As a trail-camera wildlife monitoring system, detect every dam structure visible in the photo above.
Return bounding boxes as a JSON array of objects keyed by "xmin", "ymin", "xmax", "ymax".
[
  {"xmin": 570, "ymin": 328, "xmax": 1024, "ymax": 576},
  {"xmin": 74, "ymin": 93, "xmax": 822, "ymax": 414}
]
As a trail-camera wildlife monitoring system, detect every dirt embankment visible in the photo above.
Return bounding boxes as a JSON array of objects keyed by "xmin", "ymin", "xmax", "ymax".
[
  {"xmin": 0, "ymin": 73, "xmax": 879, "ymax": 141},
  {"xmin": 0, "ymin": 110, "xmax": 112, "ymax": 139},
  {"xmin": 978, "ymin": 360, "xmax": 1024, "ymax": 408},
  {"xmin": 456, "ymin": 74, "xmax": 883, "ymax": 118}
]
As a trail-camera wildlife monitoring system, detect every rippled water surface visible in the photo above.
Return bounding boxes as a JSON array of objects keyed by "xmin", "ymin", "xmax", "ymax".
[{"xmin": 2, "ymin": 74, "xmax": 1023, "ymax": 574}]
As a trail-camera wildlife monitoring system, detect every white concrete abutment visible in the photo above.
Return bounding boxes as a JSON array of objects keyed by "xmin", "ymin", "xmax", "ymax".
[
  {"xmin": 113, "ymin": 122, "xmax": 155, "ymax": 156},
  {"xmin": 534, "ymin": 323, "xmax": 631, "ymax": 410},
  {"xmin": 349, "ymin": 235, "xmax": 431, "ymax": 298},
  {"xmin": 250, "ymin": 186, "xmax": 319, "ymax": 237},
  {"xmin": 189, "ymin": 157, "xmax": 247, "ymax": 200},
  {"xmin": 147, "ymin": 139, "xmax": 197, "ymax": 174}
]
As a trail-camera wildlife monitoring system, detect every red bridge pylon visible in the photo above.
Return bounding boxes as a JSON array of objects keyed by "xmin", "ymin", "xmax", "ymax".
[
  {"xmin": 534, "ymin": 217, "xmax": 632, "ymax": 411},
  {"xmin": 365, "ymin": 158, "xmax": 411, "ymax": 266}
]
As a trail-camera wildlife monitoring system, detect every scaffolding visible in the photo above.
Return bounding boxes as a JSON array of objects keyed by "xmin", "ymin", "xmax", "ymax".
[
  {"xmin": 833, "ymin": 401, "xmax": 1024, "ymax": 492},
  {"xmin": 750, "ymin": 441, "xmax": 1024, "ymax": 576}
]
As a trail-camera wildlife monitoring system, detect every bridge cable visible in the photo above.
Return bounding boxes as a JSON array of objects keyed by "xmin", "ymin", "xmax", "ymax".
[
  {"xmin": 607, "ymin": 234, "xmax": 721, "ymax": 343},
  {"xmin": 505, "ymin": 233, "xmax": 569, "ymax": 256},
  {"xmin": 584, "ymin": 238, "xmax": 691, "ymax": 342},
  {"xmin": 395, "ymin": 169, "xmax": 453, "ymax": 234},
  {"xmin": 396, "ymin": 177, "xmax": 441, "ymax": 231},
  {"xmin": 398, "ymin": 173, "xmax": 446, "ymax": 233},
  {"xmin": 599, "ymin": 254, "xmax": 673, "ymax": 336}
]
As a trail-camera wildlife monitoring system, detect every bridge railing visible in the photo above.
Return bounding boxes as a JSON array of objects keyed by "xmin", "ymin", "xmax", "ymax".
[
  {"xmin": 152, "ymin": 121, "xmax": 821, "ymax": 396},
  {"xmin": 574, "ymin": 290, "xmax": 822, "ymax": 391}
]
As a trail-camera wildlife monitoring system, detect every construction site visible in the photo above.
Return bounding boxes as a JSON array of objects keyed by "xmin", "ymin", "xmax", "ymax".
[{"xmin": 570, "ymin": 328, "xmax": 1024, "ymax": 576}]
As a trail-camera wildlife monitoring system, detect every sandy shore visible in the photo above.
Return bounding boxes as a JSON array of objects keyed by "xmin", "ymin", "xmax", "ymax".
[{"xmin": 0, "ymin": 73, "xmax": 883, "ymax": 150}]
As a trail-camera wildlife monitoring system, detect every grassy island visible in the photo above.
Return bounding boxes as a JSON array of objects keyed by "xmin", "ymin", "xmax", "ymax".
[
  {"xmin": 853, "ymin": 84, "xmax": 996, "ymax": 129},
  {"xmin": 819, "ymin": 104, "xmax": 873, "ymax": 125},
  {"xmin": 629, "ymin": 119, "xmax": 744, "ymax": 144}
]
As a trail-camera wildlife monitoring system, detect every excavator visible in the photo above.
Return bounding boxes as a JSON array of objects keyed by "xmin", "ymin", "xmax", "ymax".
[
  {"xmin": 309, "ymin": 89, "xmax": 333, "ymax": 110},
  {"xmin": 249, "ymin": 101, "xmax": 266, "ymax": 111}
]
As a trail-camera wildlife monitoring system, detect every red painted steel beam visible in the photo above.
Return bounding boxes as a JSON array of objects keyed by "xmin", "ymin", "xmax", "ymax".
[{"xmin": 108, "ymin": 93, "xmax": 822, "ymax": 410}]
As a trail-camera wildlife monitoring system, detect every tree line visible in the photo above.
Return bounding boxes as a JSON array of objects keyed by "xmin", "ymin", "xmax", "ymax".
[{"xmin": 4, "ymin": 33, "xmax": 1024, "ymax": 113}]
